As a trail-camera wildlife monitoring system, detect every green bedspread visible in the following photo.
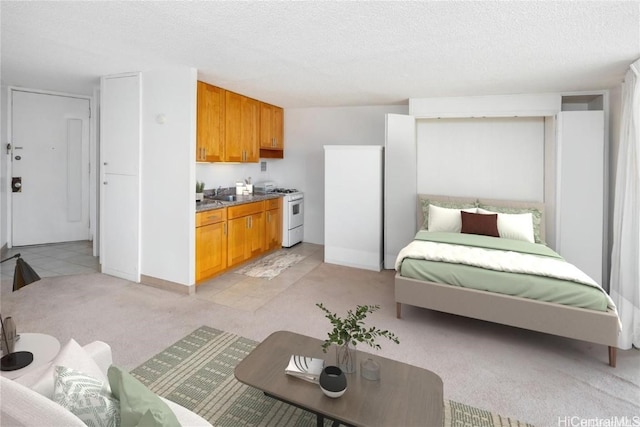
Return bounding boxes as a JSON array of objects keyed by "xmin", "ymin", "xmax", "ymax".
[{"xmin": 399, "ymin": 232, "xmax": 608, "ymax": 311}]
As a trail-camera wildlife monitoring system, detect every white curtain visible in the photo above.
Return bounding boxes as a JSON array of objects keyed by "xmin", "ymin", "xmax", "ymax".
[{"xmin": 610, "ymin": 59, "xmax": 640, "ymax": 350}]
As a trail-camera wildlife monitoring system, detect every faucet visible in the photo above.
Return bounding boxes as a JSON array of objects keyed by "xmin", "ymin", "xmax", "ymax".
[{"xmin": 214, "ymin": 186, "xmax": 223, "ymax": 196}]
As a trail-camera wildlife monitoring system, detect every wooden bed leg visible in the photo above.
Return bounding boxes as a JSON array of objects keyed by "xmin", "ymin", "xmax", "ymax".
[
  {"xmin": 396, "ymin": 302, "xmax": 402, "ymax": 319},
  {"xmin": 608, "ymin": 346, "xmax": 617, "ymax": 368}
]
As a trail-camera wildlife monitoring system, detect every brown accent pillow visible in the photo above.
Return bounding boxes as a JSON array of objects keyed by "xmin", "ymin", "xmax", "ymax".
[{"xmin": 461, "ymin": 211, "xmax": 499, "ymax": 237}]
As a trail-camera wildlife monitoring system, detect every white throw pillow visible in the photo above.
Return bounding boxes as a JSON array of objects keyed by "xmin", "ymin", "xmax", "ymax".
[
  {"xmin": 477, "ymin": 208, "xmax": 535, "ymax": 243},
  {"xmin": 15, "ymin": 338, "xmax": 108, "ymax": 399},
  {"xmin": 53, "ymin": 366, "xmax": 120, "ymax": 427},
  {"xmin": 428, "ymin": 204, "xmax": 477, "ymax": 233}
]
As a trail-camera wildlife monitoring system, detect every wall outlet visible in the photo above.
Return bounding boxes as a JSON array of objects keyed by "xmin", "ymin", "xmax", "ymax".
[{"xmin": 261, "ymin": 161, "xmax": 267, "ymax": 172}]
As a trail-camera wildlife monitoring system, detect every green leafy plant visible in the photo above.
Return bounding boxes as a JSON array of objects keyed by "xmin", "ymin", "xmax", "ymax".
[
  {"xmin": 316, "ymin": 303, "xmax": 399, "ymax": 352},
  {"xmin": 196, "ymin": 181, "xmax": 205, "ymax": 193}
]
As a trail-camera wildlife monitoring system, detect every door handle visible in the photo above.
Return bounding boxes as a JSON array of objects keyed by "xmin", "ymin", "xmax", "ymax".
[{"xmin": 11, "ymin": 177, "xmax": 22, "ymax": 193}]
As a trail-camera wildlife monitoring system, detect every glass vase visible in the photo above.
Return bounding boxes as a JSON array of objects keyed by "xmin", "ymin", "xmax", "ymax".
[{"xmin": 336, "ymin": 342, "xmax": 356, "ymax": 373}]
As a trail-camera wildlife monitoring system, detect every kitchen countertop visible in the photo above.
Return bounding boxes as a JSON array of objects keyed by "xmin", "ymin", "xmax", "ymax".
[{"xmin": 196, "ymin": 193, "xmax": 282, "ymax": 213}]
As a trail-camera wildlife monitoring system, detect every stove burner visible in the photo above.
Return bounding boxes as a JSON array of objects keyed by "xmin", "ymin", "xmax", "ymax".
[{"xmin": 274, "ymin": 188, "xmax": 299, "ymax": 194}]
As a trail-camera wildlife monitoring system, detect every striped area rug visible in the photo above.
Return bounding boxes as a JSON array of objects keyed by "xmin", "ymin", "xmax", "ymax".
[{"xmin": 130, "ymin": 326, "xmax": 534, "ymax": 427}]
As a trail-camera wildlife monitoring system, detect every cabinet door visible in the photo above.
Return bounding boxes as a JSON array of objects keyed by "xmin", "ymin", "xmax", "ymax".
[
  {"xmin": 196, "ymin": 82, "xmax": 224, "ymax": 162},
  {"xmin": 248, "ymin": 212, "xmax": 265, "ymax": 257},
  {"xmin": 273, "ymin": 106, "xmax": 284, "ymax": 149},
  {"xmin": 227, "ymin": 216, "xmax": 249, "ymax": 267},
  {"xmin": 242, "ymin": 96, "xmax": 260, "ymax": 162},
  {"xmin": 260, "ymin": 102, "xmax": 274, "ymax": 148},
  {"xmin": 259, "ymin": 103, "xmax": 284, "ymax": 152},
  {"xmin": 196, "ymin": 221, "xmax": 227, "ymax": 282},
  {"xmin": 225, "ymin": 91, "xmax": 244, "ymax": 162},
  {"xmin": 265, "ymin": 208, "xmax": 282, "ymax": 250}
]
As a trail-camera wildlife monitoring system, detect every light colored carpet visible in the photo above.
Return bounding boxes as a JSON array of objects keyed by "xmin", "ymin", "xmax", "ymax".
[
  {"xmin": 130, "ymin": 326, "xmax": 535, "ymax": 427},
  {"xmin": 235, "ymin": 250, "xmax": 306, "ymax": 280},
  {"xmin": 2, "ymin": 243, "xmax": 639, "ymax": 426}
]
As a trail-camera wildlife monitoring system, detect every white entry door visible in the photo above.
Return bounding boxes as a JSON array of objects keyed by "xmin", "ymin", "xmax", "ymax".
[{"xmin": 11, "ymin": 90, "xmax": 90, "ymax": 246}]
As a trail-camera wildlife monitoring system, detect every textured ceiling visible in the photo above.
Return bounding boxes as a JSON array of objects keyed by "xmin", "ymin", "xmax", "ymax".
[{"xmin": 1, "ymin": 1, "xmax": 639, "ymax": 108}]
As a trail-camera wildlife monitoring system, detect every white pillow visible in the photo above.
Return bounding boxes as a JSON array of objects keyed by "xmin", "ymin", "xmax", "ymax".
[
  {"xmin": 428, "ymin": 204, "xmax": 477, "ymax": 233},
  {"xmin": 477, "ymin": 208, "xmax": 535, "ymax": 243},
  {"xmin": 53, "ymin": 366, "xmax": 120, "ymax": 427},
  {"xmin": 15, "ymin": 338, "xmax": 108, "ymax": 399}
]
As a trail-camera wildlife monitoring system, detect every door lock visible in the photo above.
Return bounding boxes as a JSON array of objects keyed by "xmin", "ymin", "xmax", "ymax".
[{"xmin": 12, "ymin": 177, "xmax": 22, "ymax": 193}]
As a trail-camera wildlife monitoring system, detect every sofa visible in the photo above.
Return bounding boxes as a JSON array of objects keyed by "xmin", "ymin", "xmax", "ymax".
[{"xmin": 1, "ymin": 339, "xmax": 212, "ymax": 427}]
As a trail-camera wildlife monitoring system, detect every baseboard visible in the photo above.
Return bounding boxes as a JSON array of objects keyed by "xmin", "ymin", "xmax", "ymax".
[{"xmin": 140, "ymin": 274, "xmax": 195, "ymax": 295}]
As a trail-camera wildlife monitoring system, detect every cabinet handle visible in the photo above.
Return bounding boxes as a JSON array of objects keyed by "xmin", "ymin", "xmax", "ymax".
[{"xmin": 224, "ymin": 223, "xmax": 227, "ymax": 235}]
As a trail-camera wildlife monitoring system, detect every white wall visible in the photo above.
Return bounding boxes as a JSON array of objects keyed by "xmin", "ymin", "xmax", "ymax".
[
  {"xmin": 141, "ymin": 67, "xmax": 197, "ymax": 285},
  {"xmin": 197, "ymin": 104, "xmax": 408, "ymax": 245},
  {"xmin": 283, "ymin": 105, "xmax": 408, "ymax": 244},
  {"xmin": 416, "ymin": 117, "xmax": 545, "ymax": 201}
]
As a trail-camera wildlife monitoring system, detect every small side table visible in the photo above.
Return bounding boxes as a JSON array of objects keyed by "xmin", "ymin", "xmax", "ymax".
[{"xmin": 1, "ymin": 333, "xmax": 61, "ymax": 380}]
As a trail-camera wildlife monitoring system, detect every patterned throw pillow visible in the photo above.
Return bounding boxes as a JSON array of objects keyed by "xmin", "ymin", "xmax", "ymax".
[
  {"xmin": 420, "ymin": 198, "xmax": 478, "ymax": 230},
  {"xmin": 53, "ymin": 366, "xmax": 120, "ymax": 427},
  {"xmin": 477, "ymin": 203, "xmax": 544, "ymax": 243}
]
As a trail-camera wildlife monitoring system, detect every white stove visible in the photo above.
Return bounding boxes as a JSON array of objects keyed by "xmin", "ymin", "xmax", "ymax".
[{"xmin": 255, "ymin": 182, "xmax": 304, "ymax": 247}]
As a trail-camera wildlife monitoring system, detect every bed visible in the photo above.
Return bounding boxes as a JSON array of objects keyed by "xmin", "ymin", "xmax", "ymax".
[{"xmin": 394, "ymin": 195, "xmax": 620, "ymax": 367}]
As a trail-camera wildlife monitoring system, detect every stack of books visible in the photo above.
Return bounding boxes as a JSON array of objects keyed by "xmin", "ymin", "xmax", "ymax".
[{"xmin": 285, "ymin": 355, "xmax": 325, "ymax": 383}]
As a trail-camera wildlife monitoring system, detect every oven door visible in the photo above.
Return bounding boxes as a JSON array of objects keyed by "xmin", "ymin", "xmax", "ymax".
[{"xmin": 287, "ymin": 198, "xmax": 304, "ymax": 230}]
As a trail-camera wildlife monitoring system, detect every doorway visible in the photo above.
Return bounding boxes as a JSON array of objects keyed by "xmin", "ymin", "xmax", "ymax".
[{"xmin": 9, "ymin": 89, "xmax": 91, "ymax": 247}]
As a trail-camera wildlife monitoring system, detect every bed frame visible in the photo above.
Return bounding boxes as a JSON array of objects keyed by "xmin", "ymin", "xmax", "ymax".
[{"xmin": 394, "ymin": 195, "xmax": 619, "ymax": 367}]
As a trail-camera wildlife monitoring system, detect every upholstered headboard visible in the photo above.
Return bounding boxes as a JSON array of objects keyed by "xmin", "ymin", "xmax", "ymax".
[{"xmin": 416, "ymin": 194, "xmax": 546, "ymax": 244}]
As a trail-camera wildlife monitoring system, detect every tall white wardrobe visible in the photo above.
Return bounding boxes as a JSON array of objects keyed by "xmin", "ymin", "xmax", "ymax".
[
  {"xmin": 556, "ymin": 95, "xmax": 606, "ymax": 286},
  {"xmin": 324, "ymin": 145, "xmax": 384, "ymax": 271}
]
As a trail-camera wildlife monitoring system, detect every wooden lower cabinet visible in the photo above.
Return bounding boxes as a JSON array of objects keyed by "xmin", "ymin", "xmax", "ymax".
[
  {"xmin": 265, "ymin": 198, "xmax": 282, "ymax": 251},
  {"xmin": 227, "ymin": 201, "xmax": 265, "ymax": 268},
  {"xmin": 195, "ymin": 209, "xmax": 227, "ymax": 283},
  {"xmin": 196, "ymin": 197, "xmax": 282, "ymax": 282}
]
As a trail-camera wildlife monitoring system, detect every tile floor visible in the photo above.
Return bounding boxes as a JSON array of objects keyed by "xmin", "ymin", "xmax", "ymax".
[
  {"xmin": 0, "ymin": 240, "xmax": 322, "ymax": 312},
  {"xmin": 194, "ymin": 243, "xmax": 324, "ymax": 311},
  {"xmin": 0, "ymin": 240, "xmax": 99, "ymax": 284}
]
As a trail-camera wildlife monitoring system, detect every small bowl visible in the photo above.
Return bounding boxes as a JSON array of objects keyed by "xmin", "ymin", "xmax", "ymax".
[{"xmin": 319, "ymin": 365, "xmax": 347, "ymax": 398}]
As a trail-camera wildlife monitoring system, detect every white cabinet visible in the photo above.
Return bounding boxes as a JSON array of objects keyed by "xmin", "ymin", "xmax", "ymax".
[
  {"xmin": 324, "ymin": 145, "xmax": 383, "ymax": 271},
  {"xmin": 384, "ymin": 114, "xmax": 416, "ymax": 269},
  {"xmin": 556, "ymin": 109, "xmax": 605, "ymax": 285},
  {"xmin": 100, "ymin": 73, "xmax": 141, "ymax": 282}
]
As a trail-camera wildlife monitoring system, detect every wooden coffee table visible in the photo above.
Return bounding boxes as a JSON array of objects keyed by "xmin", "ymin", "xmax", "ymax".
[{"xmin": 234, "ymin": 330, "xmax": 443, "ymax": 427}]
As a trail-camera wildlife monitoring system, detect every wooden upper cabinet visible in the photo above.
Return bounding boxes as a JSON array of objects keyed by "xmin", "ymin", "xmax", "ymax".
[
  {"xmin": 197, "ymin": 81, "xmax": 276, "ymax": 163},
  {"xmin": 273, "ymin": 106, "xmax": 283, "ymax": 149},
  {"xmin": 242, "ymin": 96, "xmax": 260, "ymax": 163},
  {"xmin": 196, "ymin": 82, "xmax": 224, "ymax": 162},
  {"xmin": 225, "ymin": 91, "xmax": 259, "ymax": 163},
  {"xmin": 225, "ymin": 91, "xmax": 244, "ymax": 162},
  {"xmin": 260, "ymin": 103, "xmax": 274, "ymax": 148},
  {"xmin": 260, "ymin": 103, "xmax": 284, "ymax": 158}
]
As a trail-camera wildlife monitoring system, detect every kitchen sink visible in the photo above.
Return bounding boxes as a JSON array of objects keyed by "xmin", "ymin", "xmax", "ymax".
[{"xmin": 212, "ymin": 195, "xmax": 237, "ymax": 202}]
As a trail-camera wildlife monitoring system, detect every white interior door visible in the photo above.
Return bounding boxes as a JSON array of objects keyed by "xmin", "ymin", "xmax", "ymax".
[{"xmin": 11, "ymin": 90, "xmax": 90, "ymax": 246}]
